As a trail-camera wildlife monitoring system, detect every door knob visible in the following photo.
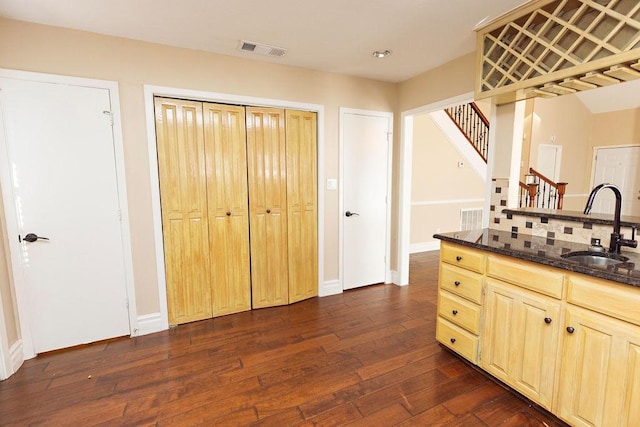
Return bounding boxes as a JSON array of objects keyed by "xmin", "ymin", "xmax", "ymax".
[
  {"xmin": 345, "ymin": 211, "xmax": 360, "ymax": 217},
  {"xmin": 22, "ymin": 233, "xmax": 49, "ymax": 243}
]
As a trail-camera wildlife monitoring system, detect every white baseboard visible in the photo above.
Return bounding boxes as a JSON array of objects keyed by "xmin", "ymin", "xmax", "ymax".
[
  {"xmin": 319, "ymin": 279, "xmax": 342, "ymax": 297},
  {"xmin": 10, "ymin": 339, "xmax": 23, "ymax": 374},
  {"xmin": 410, "ymin": 241, "xmax": 440, "ymax": 253},
  {"xmin": 135, "ymin": 313, "xmax": 164, "ymax": 336},
  {"xmin": 390, "ymin": 270, "xmax": 406, "ymax": 286}
]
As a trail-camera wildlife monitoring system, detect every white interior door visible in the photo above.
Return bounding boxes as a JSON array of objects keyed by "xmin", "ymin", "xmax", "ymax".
[
  {"xmin": 0, "ymin": 77, "xmax": 130, "ymax": 354},
  {"xmin": 537, "ymin": 144, "xmax": 561, "ymax": 182},
  {"xmin": 342, "ymin": 111, "xmax": 391, "ymax": 290},
  {"xmin": 592, "ymin": 146, "xmax": 640, "ymax": 215}
]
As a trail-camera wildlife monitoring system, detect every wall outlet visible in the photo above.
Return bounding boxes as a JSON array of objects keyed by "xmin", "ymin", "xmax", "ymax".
[{"xmin": 457, "ymin": 161, "xmax": 464, "ymax": 168}]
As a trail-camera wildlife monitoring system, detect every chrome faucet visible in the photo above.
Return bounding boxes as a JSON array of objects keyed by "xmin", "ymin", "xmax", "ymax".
[{"xmin": 584, "ymin": 183, "xmax": 638, "ymax": 253}]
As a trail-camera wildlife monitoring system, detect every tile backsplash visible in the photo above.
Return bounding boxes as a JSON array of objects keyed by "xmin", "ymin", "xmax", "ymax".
[{"xmin": 488, "ymin": 178, "xmax": 639, "ymax": 253}]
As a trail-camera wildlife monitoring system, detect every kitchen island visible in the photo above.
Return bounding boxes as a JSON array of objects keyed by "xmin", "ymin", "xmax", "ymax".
[{"xmin": 433, "ymin": 229, "xmax": 640, "ymax": 427}]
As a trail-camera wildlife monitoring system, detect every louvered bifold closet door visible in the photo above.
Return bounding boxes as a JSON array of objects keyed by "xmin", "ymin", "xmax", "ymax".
[
  {"xmin": 154, "ymin": 97, "xmax": 212, "ymax": 325},
  {"xmin": 203, "ymin": 103, "xmax": 252, "ymax": 316},
  {"xmin": 286, "ymin": 110, "xmax": 318, "ymax": 303},
  {"xmin": 246, "ymin": 107, "xmax": 290, "ymax": 308}
]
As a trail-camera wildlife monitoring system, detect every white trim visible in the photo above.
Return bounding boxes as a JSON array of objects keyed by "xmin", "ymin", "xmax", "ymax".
[
  {"xmin": 135, "ymin": 313, "xmax": 163, "ymax": 336},
  {"xmin": 9, "ymin": 340, "xmax": 22, "ymax": 375},
  {"xmin": 144, "ymin": 85, "xmax": 325, "ymax": 330},
  {"xmin": 410, "ymin": 241, "xmax": 440, "ymax": 253},
  {"xmin": 389, "ymin": 270, "xmax": 402, "ymax": 287},
  {"xmin": 398, "ymin": 92, "xmax": 476, "ymax": 286},
  {"xmin": 319, "ymin": 280, "xmax": 342, "ymax": 297},
  {"xmin": 0, "ymin": 68, "xmax": 137, "ymax": 362},
  {"xmin": 411, "ymin": 198, "xmax": 485, "ymax": 206},
  {"xmin": 339, "ymin": 108, "xmax": 394, "ymax": 290}
]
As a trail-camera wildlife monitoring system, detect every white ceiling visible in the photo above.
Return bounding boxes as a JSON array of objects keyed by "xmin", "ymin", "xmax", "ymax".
[
  {"xmin": 0, "ymin": 0, "xmax": 530, "ymax": 83},
  {"xmin": 576, "ymin": 78, "xmax": 640, "ymax": 114}
]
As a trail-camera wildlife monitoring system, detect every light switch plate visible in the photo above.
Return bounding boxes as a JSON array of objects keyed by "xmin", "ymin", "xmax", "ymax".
[{"xmin": 326, "ymin": 178, "xmax": 337, "ymax": 191}]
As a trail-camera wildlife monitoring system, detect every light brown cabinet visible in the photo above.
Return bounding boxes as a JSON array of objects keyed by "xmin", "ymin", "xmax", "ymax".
[
  {"xmin": 556, "ymin": 275, "xmax": 640, "ymax": 427},
  {"xmin": 155, "ymin": 97, "xmax": 317, "ymax": 325},
  {"xmin": 482, "ymin": 278, "xmax": 561, "ymax": 410},
  {"xmin": 437, "ymin": 242, "xmax": 640, "ymax": 426},
  {"xmin": 436, "ymin": 242, "xmax": 485, "ymax": 364}
]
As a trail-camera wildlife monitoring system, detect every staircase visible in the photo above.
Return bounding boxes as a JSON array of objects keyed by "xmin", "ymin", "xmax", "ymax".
[
  {"xmin": 445, "ymin": 102, "xmax": 489, "ymax": 163},
  {"xmin": 519, "ymin": 167, "xmax": 568, "ymax": 210},
  {"xmin": 443, "ymin": 102, "xmax": 567, "ymax": 210}
]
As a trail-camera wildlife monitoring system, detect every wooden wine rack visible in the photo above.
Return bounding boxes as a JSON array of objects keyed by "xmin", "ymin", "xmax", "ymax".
[{"xmin": 476, "ymin": 0, "xmax": 640, "ymax": 104}]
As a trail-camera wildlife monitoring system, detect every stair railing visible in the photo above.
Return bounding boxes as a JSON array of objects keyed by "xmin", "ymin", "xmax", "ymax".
[
  {"xmin": 518, "ymin": 181, "xmax": 538, "ymax": 208},
  {"xmin": 444, "ymin": 102, "xmax": 489, "ymax": 163},
  {"xmin": 526, "ymin": 167, "xmax": 568, "ymax": 210}
]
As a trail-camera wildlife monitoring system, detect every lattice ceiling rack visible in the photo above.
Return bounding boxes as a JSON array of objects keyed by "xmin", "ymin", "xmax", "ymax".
[{"xmin": 476, "ymin": 0, "xmax": 640, "ymax": 104}]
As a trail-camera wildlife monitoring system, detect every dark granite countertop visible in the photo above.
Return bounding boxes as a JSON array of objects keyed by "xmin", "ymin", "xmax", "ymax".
[
  {"xmin": 502, "ymin": 208, "xmax": 640, "ymax": 229},
  {"xmin": 433, "ymin": 228, "xmax": 640, "ymax": 288}
]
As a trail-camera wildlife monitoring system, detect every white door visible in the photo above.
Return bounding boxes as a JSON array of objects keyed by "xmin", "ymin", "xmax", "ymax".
[
  {"xmin": 592, "ymin": 146, "xmax": 640, "ymax": 215},
  {"xmin": 342, "ymin": 111, "xmax": 391, "ymax": 290},
  {"xmin": 537, "ymin": 144, "xmax": 562, "ymax": 182},
  {"xmin": 0, "ymin": 78, "xmax": 130, "ymax": 354}
]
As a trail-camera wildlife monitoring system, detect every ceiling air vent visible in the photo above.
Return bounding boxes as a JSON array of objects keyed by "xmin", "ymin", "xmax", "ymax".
[{"xmin": 237, "ymin": 40, "xmax": 287, "ymax": 57}]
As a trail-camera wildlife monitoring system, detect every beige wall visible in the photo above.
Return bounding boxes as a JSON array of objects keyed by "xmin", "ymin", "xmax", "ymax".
[
  {"xmin": 591, "ymin": 108, "xmax": 640, "ymax": 148},
  {"xmin": 526, "ymin": 98, "xmax": 640, "ymax": 211},
  {"xmin": 0, "ymin": 17, "xmax": 478, "ymax": 358},
  {"xmin": 0, "ymin": 18, "xmax": 397, "ymax": 317},
  {"xmin": 410, "ymin": 113, "xmax": 485, "ymax": 245}
]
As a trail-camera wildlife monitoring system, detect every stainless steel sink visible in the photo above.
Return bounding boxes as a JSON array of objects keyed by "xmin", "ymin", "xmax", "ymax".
[{"xmin": 561, "ymin": 251, "xmax": 629, "ymax": 266}]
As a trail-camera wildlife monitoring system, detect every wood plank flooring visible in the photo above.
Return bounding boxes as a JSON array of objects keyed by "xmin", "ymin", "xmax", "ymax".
[{"xmin": 0, "ymin": 252, "xmax": 567, "ymax": 426}]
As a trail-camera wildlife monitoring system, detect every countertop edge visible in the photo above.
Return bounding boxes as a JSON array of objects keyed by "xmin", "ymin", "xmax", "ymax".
[{"xmin": 434, "ymin": 232, "xmax": 640, "ymax": 287}]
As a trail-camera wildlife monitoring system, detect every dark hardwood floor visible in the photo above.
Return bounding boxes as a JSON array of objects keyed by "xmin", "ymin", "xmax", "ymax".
[{"xmin": 0, "ymin": 252, "xmax": 566, "ymax": 426}]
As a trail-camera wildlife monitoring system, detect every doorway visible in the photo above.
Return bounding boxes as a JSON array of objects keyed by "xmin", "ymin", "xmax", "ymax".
[
  {"xmin": 340, "ymin": 109, "xmax": 392, "ymax": 290},
  {"xmin": 0, "ymin": 71, "xmax": 136, "ymax": 360},
  {"xmin": 591, "ymin": 145, "xmax": 640, "ymax": 215}
]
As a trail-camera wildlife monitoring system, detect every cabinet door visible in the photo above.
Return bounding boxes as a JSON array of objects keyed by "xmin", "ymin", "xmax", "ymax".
[
  {"xmin": 286, "ymin": 110, "xmax": 318, "ymax": 303},
  {"xmin": 558, "ymin": 306, "xmax": 640, "ymax": 427},
  {"xmin": 155, "ymin": 97, "xmax": 212, "ymax": 325},
  {"xmin": 203, "ymin": 103, "xmax": 251, "ymax": 316},
  {"xmin": 482, "ymin": 279, "xmax": 561, "ymax": 409},
  {"xmin": 246, "ymin": 107, "xmax": 289, "ymax": 308}
]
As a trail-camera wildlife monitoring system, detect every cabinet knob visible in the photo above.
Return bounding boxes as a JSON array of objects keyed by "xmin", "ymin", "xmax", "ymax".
[
  {"xmin": 452, "ymin": 310, "xmax": 458, "ymax": 316},
  {"xmin": 566, "ymin": 326, "xmax": 575, "ymax": 334},
  {"xmin": 226, "ymin": 211, "xmax": 231, "ymax": 216},
  {"xmin": 454, "ymin": 281, "xmax": 461, "ymax": 286},
  {"xmin": 266, "ymin": 209, "xmax": 271, "ymax": 214},
  {"xmin": 450, "ymin": 338, "xmax": 456, "ymax": 344},
  {"xmin": 544, "ymin": 317, "xmax": 552, "ymax": 324},
  {"xmin": 456, "ymin": 256, "xmax": 463, "ymax": 261}
]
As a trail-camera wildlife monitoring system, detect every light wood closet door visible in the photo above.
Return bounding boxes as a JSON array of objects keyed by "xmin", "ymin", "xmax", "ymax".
[
  {"xmin": 246, "ymin": 107, "xmax": 289, "ymax": 308},
  {"xmin": 203, "ymin": 103, "xmax": 252, "ymax": 316},
  {"xmin": 286, "ymin": 110, "xmax": 318, "ymax": 303},
  {"xmin": 154, "ymin": 97, "xmax": 212, "ymax": 325}
]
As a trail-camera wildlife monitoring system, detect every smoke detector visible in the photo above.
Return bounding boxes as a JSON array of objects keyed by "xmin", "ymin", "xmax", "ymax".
[{"xmin": 237, "ymin": 40, "xmax": 287, "ymax": 57}]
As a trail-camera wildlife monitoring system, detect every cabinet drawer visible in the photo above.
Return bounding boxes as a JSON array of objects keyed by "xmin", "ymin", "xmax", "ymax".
[
  {"xmin": 487, "ymin": 255, "xmax": 564, "ymax": 299},
  {"xmin": 441, "ymin": 243, "xmax": 485, "ymax": 273},
  {"xmin": 436, "ymin": 317, "xmax": 479, "ymax": 364},
  {"xmin": 438, "ymin": 290, "xmax": 481, "ymax": 334},
  {"xmin": 440, "ymin": 263, "xmax": 483, "ymax": 304},
  {"xmin": 568, "ymin": 274, "xmax": 640, "ymax": 327}
]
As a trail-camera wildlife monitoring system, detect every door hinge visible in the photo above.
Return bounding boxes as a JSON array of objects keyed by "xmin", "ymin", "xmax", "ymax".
[
  {"xmin": 125, "ymin": 298, "xmax": 129, "ymax": 309},
  {"xmin": 387, "ymin": 132, "xmax": 393, "ymax": 142},
  {"xmin": 118, "ymin": 209, "xmax": 123, "ymax": 221},
  {"xmin": 103, "ymin": 110, "xmax": 114, "ymax": 126}
]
